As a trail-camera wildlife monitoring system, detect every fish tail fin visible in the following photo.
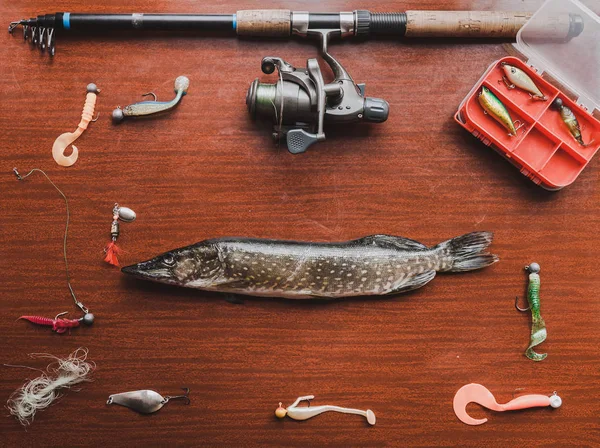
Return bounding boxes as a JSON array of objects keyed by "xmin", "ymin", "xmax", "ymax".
[{"xmin": 435, "ymin": 231, "xmax": 499, "ymax": 272}]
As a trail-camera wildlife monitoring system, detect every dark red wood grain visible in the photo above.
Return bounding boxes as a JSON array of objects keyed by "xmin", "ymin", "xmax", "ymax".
[{"xmin": 1, "ymin": 1, "xmax": 599, "ymax": 447}]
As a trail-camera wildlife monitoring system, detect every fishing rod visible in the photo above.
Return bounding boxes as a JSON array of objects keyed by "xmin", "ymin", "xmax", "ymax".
[
  {"xmin": 8, "ymin": 9, "xmax": 584, "ymax": 57},
  {"xmin": 8, "ymin": 9, "xmax": 584, "ymax": 153}
]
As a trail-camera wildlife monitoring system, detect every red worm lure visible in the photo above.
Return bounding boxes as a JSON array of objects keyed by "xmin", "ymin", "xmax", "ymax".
[
  {"xmin": 13, "ymin": 168, "xmax": 94, "ymax": 334},
  {"xmin": 19, "ymin": 313, "xmax": 82, "ymax": 334}
]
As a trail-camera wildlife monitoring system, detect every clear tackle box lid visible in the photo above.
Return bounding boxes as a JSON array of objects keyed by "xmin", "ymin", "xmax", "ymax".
[{"xmin": 515, "ymin": 0, "xmax": 599, "ymax": 113}]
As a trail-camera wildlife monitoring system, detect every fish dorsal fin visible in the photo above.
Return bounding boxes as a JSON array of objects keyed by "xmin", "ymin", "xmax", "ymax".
[{"xmin": 356, "ymin": 235, "xmax": 428, "ymax": 252}]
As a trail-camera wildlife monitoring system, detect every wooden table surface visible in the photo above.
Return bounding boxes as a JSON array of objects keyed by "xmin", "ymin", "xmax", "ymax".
[{"xmin": 1, "ymin": 0, "xmax": 599, "ymax": 446}]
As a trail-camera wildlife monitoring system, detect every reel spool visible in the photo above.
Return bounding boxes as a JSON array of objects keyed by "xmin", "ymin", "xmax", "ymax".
[{"xmin": 246, "ymin": 31, "xmax": 389, "ymax": 154}]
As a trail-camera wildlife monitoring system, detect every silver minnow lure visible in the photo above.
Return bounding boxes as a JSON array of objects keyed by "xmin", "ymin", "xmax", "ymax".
[{"xmin": 122, "ymin": 232, "xmax": 498, "ymax": 299}]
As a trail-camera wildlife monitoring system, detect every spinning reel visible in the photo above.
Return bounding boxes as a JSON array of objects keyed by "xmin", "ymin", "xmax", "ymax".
[{"xmin": 246, "ymin": 30, "xmax": 389, "ymax": 154}]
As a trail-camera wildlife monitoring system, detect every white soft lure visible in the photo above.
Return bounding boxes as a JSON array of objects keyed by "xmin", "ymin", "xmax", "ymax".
[
  {"xmin": 5, "ymin": 348, "xmax": 94, "ymax": 426},
  {"xmin": 275, "ymin": 395, "xmax": 376, "ymax": 425}
]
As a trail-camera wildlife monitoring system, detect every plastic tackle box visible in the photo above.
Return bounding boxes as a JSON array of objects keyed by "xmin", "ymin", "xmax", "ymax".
[{"xmin": 455, "ymin": 0, "xmax": 600, "ymax": 190}]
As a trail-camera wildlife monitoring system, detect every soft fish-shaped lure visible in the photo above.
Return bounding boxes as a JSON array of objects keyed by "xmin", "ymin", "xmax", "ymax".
[
  {"xmin": 552, "ymin": 98, "xmax": 590, "ymax": 146},
  {"xmin": 516, "ymin": 263, "xmax": 547, "ymax": 361},
  {"xmin": 478, "ymin": 87, "xmax": 518, "ymax": 136},
  {"xmin": 500, "ymin": 62, "xmax": 546, "ymax": 101}
]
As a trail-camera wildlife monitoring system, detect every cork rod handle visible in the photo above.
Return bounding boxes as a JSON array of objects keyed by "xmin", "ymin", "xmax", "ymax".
[
  {"xmin": 236, "ymin": 10, "xmax": 291, "ymax": 36},
  {"xmin": 405, "ymin": 11, "xmax": 533, "ymax": 38}
]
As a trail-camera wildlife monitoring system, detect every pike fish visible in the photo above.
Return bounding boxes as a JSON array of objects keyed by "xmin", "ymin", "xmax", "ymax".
[
  {"xmin": 500, "ymin": 62, "xmax": 546, "ymax": 101},
  {"xmin": 122, "ymin": 232, "xmax": 498, "ymax": 299}
]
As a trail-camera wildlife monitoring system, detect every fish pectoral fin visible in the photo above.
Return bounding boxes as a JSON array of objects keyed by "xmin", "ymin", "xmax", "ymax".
[
  {"xmin": 386, "ymin": 270, "xmax": 436, "ymax": 295},
  {"xmin": 357, "ymin": 235, "xmax": 427, "ymax": 252}
]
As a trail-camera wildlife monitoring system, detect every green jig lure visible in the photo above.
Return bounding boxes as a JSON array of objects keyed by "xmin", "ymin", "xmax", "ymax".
[{"xmin": 516, "ymin": 262, "xmax": 547, "ymax": 361}]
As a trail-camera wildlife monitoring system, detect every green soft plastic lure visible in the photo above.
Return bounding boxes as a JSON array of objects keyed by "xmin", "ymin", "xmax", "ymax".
[{"xmin": 516, "ymin": 262, "xmax": 547, "ymax": 361}]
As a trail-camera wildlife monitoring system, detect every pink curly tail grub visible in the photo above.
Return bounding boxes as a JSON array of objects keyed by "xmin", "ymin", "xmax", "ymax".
[
  {"xmin": 52, "ymin": 84, "xmax": 99, "ymax": 167},
  {"xmin": 453, "ymin": 383, "xmax": 562, "ymax": 425}
]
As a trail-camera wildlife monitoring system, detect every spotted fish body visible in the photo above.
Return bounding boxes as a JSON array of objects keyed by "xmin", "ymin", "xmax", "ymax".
[
  {"xmin": 122, "ymin": 232, "xmax": 498, "ymax": 299},
  {"xmin": 525, "ymin": 270, "xmax": 547, "ymax": 361},
  {"xmin": 478, "ymin": 86, "xmax": 518, "ymax": 136},
  {"xmin": 500, "ymin": 63, "xmax": 546, "ymax": 100},
  {"xmin": 559, "ymin": 104, "xmax": 586, "ymax": 146}
]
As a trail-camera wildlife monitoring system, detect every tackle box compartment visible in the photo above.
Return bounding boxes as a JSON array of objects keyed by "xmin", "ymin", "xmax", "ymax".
[{"xmin": 455, "ymin": 0, "xmax": 600, "ymax": 190}]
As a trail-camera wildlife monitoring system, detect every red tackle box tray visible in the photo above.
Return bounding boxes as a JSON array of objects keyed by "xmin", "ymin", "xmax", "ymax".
[{"xmin": 455, "ymin": 0, "xmax": 600, "ymax": 190}]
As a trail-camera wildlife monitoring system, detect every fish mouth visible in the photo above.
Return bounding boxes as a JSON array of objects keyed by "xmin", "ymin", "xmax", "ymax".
[{"xmin": 121, "ymin": 260, "xmax": 176, "ymax": 284}]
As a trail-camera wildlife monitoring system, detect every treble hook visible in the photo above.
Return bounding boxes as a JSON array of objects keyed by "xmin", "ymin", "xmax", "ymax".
[
  {"xmin": 453, "ymin": 383, "xmax": 562, "ymax": 426},
  {"xmin": 163, "ymin": 387, "xmax": 191, "ymax": 405},
  {"xmin": 52, "ymin": 83, "xmax": 100, "ymax": 167},
  {"xmin": 112, "ymin": 76, "xmax": 189, "ymax": 123}
]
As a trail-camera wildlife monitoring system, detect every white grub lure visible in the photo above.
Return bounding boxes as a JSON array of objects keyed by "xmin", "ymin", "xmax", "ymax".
[
  {"xmin": 551, "ymin": 98, "xmax": 593, "ymax": 147},
  {"xmin": 275, "ymin": 395, "xmax": 376, "ymax": 425},
  {"xmin": 107, "ymin": 388, "xmax": 190, "ymax": 414},
  {"xmin": 500, "ymin": 62, "xmax": 547, "ymax": 101},
  {"xmin": 104, "ymin": 203, "xmax": 137, "ymax": 267},
  {"xmin": 5, "ymin": 348, "xmax": 94, "ymax": 426},
  {"xmin": 121, "ymin": 231, "xmax": 498, "ymax": 299},
  {"xmin": 516, "ymin": 263, "xmax": 547, "ymax": 361},
  {"xmin": 453, "ymin": 383, "xmax": 561, "ymax": 426},
  {"xmin": 52, "ymin": 83, "xmax": 99, "ymax": 167}
]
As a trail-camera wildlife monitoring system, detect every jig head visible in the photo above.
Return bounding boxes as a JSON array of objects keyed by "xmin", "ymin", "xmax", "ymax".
[
  {"xmin": 52, "ymin": 83, "xmax": 100, "ymax": 167},
  {"xmin": 453, "ymin": 383, "xmax": 561, "ymax": 426},
  {"xmin": 112, "ymin": 76, "xmax": 189, "ymax": 123},
  {"xmin": 516, "ymin": 262, "xmax": 547, "ymax": 361},
  {"xmin": 107, "ymin": 388, "xmax": 190, "ymax": 414},
  {"xmin": 275, "ymin": 395, "xmax": 376, "ymax": 425},
  {"xmin": 247, "ymin": 30, "xmax": 388, "ymax": 154}
]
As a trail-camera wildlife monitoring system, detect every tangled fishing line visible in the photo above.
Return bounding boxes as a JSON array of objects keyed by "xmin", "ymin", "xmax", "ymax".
[{"xmin": 5, "ymin": 347, "xmax": 94, "ymax": 426}]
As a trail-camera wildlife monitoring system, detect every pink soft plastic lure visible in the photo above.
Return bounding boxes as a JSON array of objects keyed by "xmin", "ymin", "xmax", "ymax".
[{"xmin": 453, "ymin": 383, "xmax": 562, "ymax": 425}]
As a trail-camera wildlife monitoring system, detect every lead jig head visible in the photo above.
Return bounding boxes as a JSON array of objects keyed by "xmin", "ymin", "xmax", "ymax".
[
  {"xmin": 107, "ymin": 388, "xmax": 190, "ymax": 414},
  {"xmin": 247, "ymin": 30, "xmax": 388, "ymax": 154},
  {"xmin": 112, "ymin": 76, "xmax": 189, "ymax": 123}
]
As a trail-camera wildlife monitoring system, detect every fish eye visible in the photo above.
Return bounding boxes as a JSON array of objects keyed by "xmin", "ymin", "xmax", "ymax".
[
  {"xmin": 511, "ymin": 68, "xmax": 516, "ymax": 74},
  {"xmin": 162, "ymin": 255, "xmax": 175, "ymax": 267}
]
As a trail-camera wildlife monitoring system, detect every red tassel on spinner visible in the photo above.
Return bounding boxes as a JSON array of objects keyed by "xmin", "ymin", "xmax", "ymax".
[{"xmin": 104, "ymin": 203, "xmax": 136, "ymax": 266}]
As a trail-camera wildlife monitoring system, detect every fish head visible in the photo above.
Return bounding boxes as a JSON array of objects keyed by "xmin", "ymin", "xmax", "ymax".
[
  {"xmin": 500, "ymin": 63, "xmax": 517, "ymax": 77},
  {"xmin": 121, "ymin": 243, "xmax": 223, "ymax": 287}
]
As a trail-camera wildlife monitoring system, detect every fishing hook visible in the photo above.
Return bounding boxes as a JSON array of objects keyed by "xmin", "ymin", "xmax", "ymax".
[
  {"xmin": 142, "ymin": 92, "xmax": 157, "ymax": 101},
  {"xmin": 162, "ymin": 387, "xmax": 191, "ymax": 405},
  {"xmin": 515, "ymin": 295, "xmax": 530, "ymax": 312}
]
